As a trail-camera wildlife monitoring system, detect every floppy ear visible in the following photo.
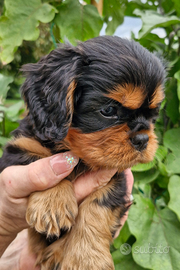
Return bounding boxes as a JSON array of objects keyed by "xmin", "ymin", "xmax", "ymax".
[{"xmin": 21, "ymin": 44, "xmax": 84, "ymax": 142}]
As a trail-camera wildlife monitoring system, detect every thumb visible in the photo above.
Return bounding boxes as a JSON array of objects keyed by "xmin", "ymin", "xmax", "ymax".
[
  {"xmin": 74, "ymin": 168, "xmax": 117, "ymax": 204},
  {"xmin": 1, "ymin": 152, "xmax": 79, "ymax": 198}
]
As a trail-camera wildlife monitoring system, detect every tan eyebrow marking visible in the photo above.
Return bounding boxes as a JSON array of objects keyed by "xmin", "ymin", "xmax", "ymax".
[
  {"xmin": 106, "ymin": 84, "xmax": 146, "ymax": 110},
  {"xmin": 149, "ymin": 85, "xmax": 164, "ymax": 109}
]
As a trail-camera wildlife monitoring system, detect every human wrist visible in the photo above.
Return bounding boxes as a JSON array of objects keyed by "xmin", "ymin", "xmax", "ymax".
[
  {"xmin": 0, "ymin": 211, "xmax": 17, "ymax": 257},
  {"xmin": 0, "ymin": 230, "xmax": 16, "ymax": 257}
]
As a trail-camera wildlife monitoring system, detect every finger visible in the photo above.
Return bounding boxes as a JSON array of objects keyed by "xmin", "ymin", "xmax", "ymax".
[
  {"xmin": 124, "ymin": 168, "xmax": 134, "ymax": 199},
  {"xmin": 0, "ymin": 152, "xmax": 78, "ymax": 198},
  {"xmin": 114, "ymin": 168, "xmax": 134, "ymax": 238},
  {"xmin": 74, "ymin": 168, "xmax": 117, "ymax": 204}
]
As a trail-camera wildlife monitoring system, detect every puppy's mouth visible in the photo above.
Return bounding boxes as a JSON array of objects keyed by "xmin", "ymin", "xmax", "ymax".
[{"xmin": 63, "ymin": 125, "xmax": 157, "ymax": 172}]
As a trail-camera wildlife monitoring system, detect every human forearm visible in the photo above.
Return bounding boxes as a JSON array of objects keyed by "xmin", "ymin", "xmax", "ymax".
[
  {"xmin": 0, "ymin": 206, "xmax": 19, "ymax": 256},
  {"xmin": 0, "ymin": 229, "xmax": 16, "ymax": 257}
]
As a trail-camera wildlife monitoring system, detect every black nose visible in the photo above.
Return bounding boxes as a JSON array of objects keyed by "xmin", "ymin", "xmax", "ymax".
[{"xmin": 131, "ymin": 134, "xmax": 149, "ymax": 151}]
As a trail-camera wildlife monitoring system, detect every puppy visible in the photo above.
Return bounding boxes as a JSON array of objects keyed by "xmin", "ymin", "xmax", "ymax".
[{"xmin": 0, "ymin": 36, "xmax": 165, "ymax": 270}]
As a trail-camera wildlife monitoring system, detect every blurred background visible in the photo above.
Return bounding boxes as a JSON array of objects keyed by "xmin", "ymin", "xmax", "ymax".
[{"xmin": 0, "ymin": 0, "xmax": 180, "ymax": 269}]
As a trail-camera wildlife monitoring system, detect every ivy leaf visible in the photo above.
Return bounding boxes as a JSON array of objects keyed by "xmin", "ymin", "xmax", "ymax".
[
  {"xmin": 168, "ymin": 175, "xmax": 180, "ymax": 220},
  {"xmin": 134, "ymin": 9, "xmax": 180, "ymax": 39},
  {"xmin": 125, "ymin": 0, "xmax": 153, "ymax": 17},
  {"xmin": 161, "ymin": 0, "xmax": 175, "ymax": 14},
  {"xmin": 0, "ymin": 136, "xmax": 10, "ymax": 146},
  {"xmin": 0, "ymin": 101, "xmax": 24, "ymax": 121},
  {"xmin": 165, "ymin": 78, "xmax": 180, "ymax": 124},
  {"xmin": 133, "ymin": 169, "xmax": 159, "ymax": 184},
  {"xmin": 132, "ymin": 159, "xmax": 156, "ymax": 172},
  {"xmin": 155, "ymin": 146, "xmax": 169, "ymax": 176},
  {"xmin": 155, "ymin": 146, "xmax": 168, "ymax": 162},
  {"xmin": 113, "ymin": 251, "xmax": 145, "ymax": 270},
  {"xmin": 113, "ymin": 222, "xmax": 131, "ymax": 249},
  {"xmin": 0, "ymin": 0, "xmax": 57, "ymax": 64},
  {"xmin": 165, "ymin": 153, "xmax": 180, "ymax": 175},
  {"xmin": 164, "ymin": 128, "xmax": 180, "ymax": 155},
  {"xmin": 172, "ymin": 0, "xmax": 180, "ymax": 16},
  {"xmin": 164, "ymin": 128, "xmax": 180, "ymax": 174},
  {"xmin": 0, "ymin": 148, "xmax": 2, "ymax": 157},
  {"xmin": 0, "ymin": 73, "xmax": 14, "ymax": 103},
  {"xmin": 128, "ymin": 194, "xmax": 180, "ymax": 270},
  {"xmin": 138, "ymin": 33, "xmax": 165, "ymax": 52},
  {"xmin": 174, "ymin": 70, "xmax": 180, "ymax": 113},
  {"xmin": 55, "ymin": 0, "xmax": 103, "ymax": 44},
  {"xmin": 103, "ymin": 0, "xmax": 125, "ymax": 35}
]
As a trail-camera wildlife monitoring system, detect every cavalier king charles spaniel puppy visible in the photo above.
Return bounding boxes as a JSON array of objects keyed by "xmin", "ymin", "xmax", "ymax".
[{"xmin": 0, "ymin": 36, "xmax": 165, "ymax": 270}]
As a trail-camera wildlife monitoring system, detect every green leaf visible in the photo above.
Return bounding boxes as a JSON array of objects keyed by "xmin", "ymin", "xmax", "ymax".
[
  {"xmin": 155, "ymin": 145, "xmax": 168, "ymax": 162},
  {"xmin": 4, "ymin": 118, "xmax": 19, "ymax": 137},
  {"xmin": 113, "ymin": 251, "xmax": 145, "ymax": 270},
  {"xmin": 113, "ymin": 221, "xmax": 131, "ymax": 249},
  {"xmin": 0, "ymin": 73, "xmax": 14, "ymax": 103},
  {"xmin": 165, "ymin": 78, "xmax": 180, "ymax": 124},
  {"xmin": 158, "ymin": 161, "xmax": 169, "ymax": 177},
  {"xmin": 138, "ymin": 32, "xmax": 165, "ymax": 52},
  {"xmin": 174, "ymin": 70, "xmax": 180, "ymax": 113},
  {"xmin": 0, "ymin": 136, "xmax": 10, "ymax": 146},
  {"xmin": 172, "ymin": 0, "xmax": 180, "ymax": 15},
  {"xmin": 132, "ymin": 159, "xmax": 156, "ymax": 172},
  {"xmin": 0, "ymin": 148, "xmax": 3, "ymax": 157},
  {"xmin": 164, "ymin": 128, "xmax": 180, "ymax": 155},
  {"xmin": 136, "ymin": 183, "xmax": 152, "ymax": 199},
  {"xmin": 155, "ymin": 146, "xmax": 169, "ymax": 176},
  {"xmin": 165, "ymin": 153, "xmax": 180, "ymax": 174},
  {"xmin": 103, "ymin": 0, "xmax": 125, "ymax": 35},
  {"xmin": 168, "ymin": 175, "xmax": 180, "ymax": 220},
  {"xmin": 125, "ymin": 0, "xmax": 154, "ymax": 17},
  {"xmin": 156, "ymin": 175, "xmax": 169, "ymax": 189},
  {"xmin": 133, "ymin": 168, "xmax": 159, "ymax": 184},
  {"xmin": 134, "ymin": 9, "xmax": 180, "ymax": 39},
  {"xmin": 55, "ymin": 0, "xmax": 103, "ymax": 44},
  {"xmin": 6, "ymin": 101, "xmax": 24, "ymax": 120},
  {"xmin": 0, "ymin": 0, "xmax": 57, "ymax": 64},
  {"xmin": 161, "ymin": 0, "xmax": 175, "ymax": 14},
  {"xmin": 128, "ymin": 194, "xmax": 180, "ymax": 270},
  {"xmin": 0, "ymin": 100, "xmax": 24, "ymax": 121},
  {"xmin": 164, "ymin": 128, "xmax": 180, "ymax": 174}
]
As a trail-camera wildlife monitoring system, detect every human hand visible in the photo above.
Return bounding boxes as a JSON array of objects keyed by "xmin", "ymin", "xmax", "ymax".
[
  {"xmin": 0, "ymin": 152, "xmax": 79, "ymax": 256},
  {"xmin": 0, "ymin": 152, "xmax": 117, "ymax": 255},
  {"xmin": 0, "ymin": 152, "xmax": 133, "ymax": 269}
]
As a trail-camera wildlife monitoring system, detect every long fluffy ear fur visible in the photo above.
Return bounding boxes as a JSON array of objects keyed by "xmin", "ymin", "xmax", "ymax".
[{"xmin": 21, "ymin": 44, "xmax": 84, "ymax": 142}]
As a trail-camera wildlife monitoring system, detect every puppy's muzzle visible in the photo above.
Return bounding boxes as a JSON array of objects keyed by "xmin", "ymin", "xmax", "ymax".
[{"xmin": 131, "ymin": 133, "xmax": 149, "ymax": 151}]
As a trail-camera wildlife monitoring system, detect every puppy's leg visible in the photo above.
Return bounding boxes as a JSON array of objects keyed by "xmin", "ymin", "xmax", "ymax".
[
  {"xmin": 26, "ymin": 180, "xmax": 78, "ymax": 238},
  {"xmin": 40, "ymin": 172, "xmax": 128, "ymax": 270}
]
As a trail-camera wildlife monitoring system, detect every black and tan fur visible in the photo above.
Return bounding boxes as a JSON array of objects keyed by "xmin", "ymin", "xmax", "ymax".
[{"xmin": 0, "ymin": 36, "xmax": 165, "ymax": 269}]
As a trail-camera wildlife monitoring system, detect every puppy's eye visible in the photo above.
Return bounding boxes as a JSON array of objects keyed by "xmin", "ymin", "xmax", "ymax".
[{"xmin": 100, "ymin": 106, "xmax": 118, "ymax": 118}]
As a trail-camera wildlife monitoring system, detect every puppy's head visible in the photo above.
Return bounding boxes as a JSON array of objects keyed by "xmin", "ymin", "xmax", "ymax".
[{"xmin": 21, "ymin": 36, "xmax": 165, "ymax": 171}]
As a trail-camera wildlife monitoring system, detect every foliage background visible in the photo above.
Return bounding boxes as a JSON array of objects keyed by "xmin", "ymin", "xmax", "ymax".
[{"xmin": 0, "ymin": 0, "xmax": 180, "ymax": 269}]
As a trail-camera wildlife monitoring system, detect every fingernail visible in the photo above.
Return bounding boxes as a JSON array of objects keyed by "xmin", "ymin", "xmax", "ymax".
[
  {"xmin": 50, "ymin": 152, "xmax": 79, "ymax": 176},
  {"xmin": 129, "ymin": 194, "xmax": 134, "ymax": 202}
]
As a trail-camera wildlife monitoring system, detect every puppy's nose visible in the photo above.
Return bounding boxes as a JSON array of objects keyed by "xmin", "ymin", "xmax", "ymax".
[{"xmin": 131, "ymin": 134, "xmax": 149, "ymax": 151}]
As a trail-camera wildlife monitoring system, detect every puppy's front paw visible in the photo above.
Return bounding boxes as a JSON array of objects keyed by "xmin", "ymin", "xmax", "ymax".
[
  {"xmin": 26, "ymin": 180, "xmax": 78, "ymax": 238},
  {"xmin": 38, "ymin": 237, "xmax": 114, "ymax": 270},
  {"xmin": 37, "ymin": 236, "xmax": 66, "ymax": 270},
  {"xmin": 61, "ymin": 236, "xmax": 114, "ymax": 270}
]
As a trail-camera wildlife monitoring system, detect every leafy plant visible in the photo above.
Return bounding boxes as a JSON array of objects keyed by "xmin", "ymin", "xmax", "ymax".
[{"xmin": 1, "ymin": 0, "xmax": 180, "ymax": 269}]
